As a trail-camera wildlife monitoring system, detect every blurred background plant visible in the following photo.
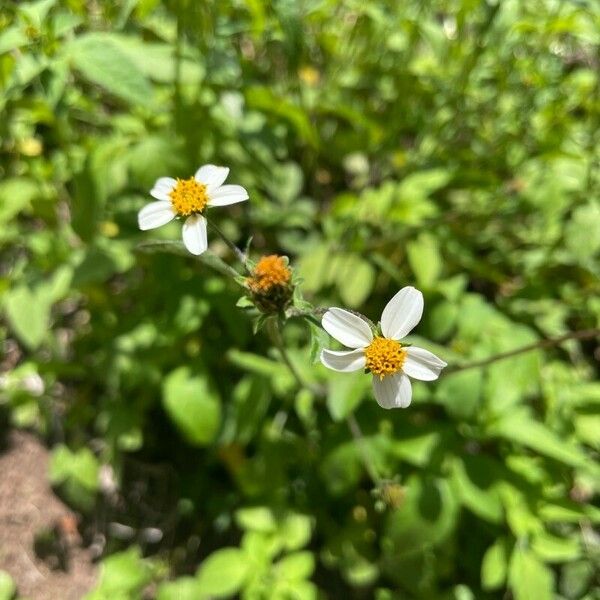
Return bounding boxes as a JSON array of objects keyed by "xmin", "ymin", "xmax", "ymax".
[{"xmin": 1, "ymin": 0, "xmax": 599, "ymax": 598}]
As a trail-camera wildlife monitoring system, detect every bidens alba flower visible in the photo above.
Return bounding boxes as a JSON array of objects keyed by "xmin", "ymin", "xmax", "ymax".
[
  {"xmin": 246, "ymin": 255, "xmax": 294, "ymax": 313},
  {"xmin": 320, "ymin": 286, "xmax": 446, "ymax": 409},
  {"xmin": 138, "ymin": 164, "xmax": 248, "ymax": 256}
]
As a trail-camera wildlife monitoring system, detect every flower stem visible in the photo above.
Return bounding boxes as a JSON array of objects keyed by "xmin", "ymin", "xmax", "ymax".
[
  {"xmin": 266, "ymin": 318, "xmax": 324, "ymax": 397},
  {"xmin": 347, "ymin": 414, "xmax": 382, "ymax": 486},
  {"xmin": 445, "ymin": 328, "xmax": 600, "ymax": 374},
  {"xmin": 206, "ymin": 217, "xmax": 249, "ymax": 273}
]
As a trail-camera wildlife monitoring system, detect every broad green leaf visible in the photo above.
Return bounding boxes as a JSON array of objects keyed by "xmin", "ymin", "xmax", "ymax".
[
  {"xmin": 279, "ymin": 513, "xmax": 312, "ymax": 551},
  {"xmin": 509, "ymin": 547, "xmax": 554, "ymax": 600},
  {"xmin": 326, "ymin": 371, "xmax": 369, "ymax": 421},
  {"xmin": 481, "ymin": 538, "xmax": 509, "ymax": 591},
  {"xmin": 162, "ymin": 368, "xmax": 221, "ymax": 446},
  {"xmin": 336, "ymin": 255, "xmax": 376, "ymax": 307},
  {"xmin": 435, "ymin": 369, "xmax": 482, "ymax": 420},
  {"xmin": 390, "ymin": 429, "xmax": 441, "ymax": 468},
  {"xmin": 236, "ymin": 506, "xmax": 277, "ymax": 532},
  {"xmin": 407, "ymin": 233, "xmax": 442, "ymax": 289},
  {"xmin": 560, "ymin": 560, "xmax": 595, "ymax": 599},
  {"xmin": 274, "ymin": 551, "xmax": 315, "ymax": 581},
  {"xmin": 384, "ymin": 475, "xmax": 459, "ymax": 556},
  {"xmin": 451, "ymin": 456, "xmax": 503, "ymax": 523},
  {"xmin": 156, "ymin": 577, "xmax": 202, "ymax": 600},
  {"xmin": 0, "ymin": 177, "xmax": 39, "ymax": 222},
  {"xmin": 246, "ymin": 86, "xmax": 318, "ymax": 147},
  {"xmin": 0, "ymin": 26, "xmax": 28, "ymax": 55},
  {"xmin": 66, "ymin": 32, "xmax": 153, "ymax": 106},
  {"xmin": 564, "ymin": 202, "xmax": 600, "ymax": 264},
  {"xmin": 489, "ymin": 409, "xmax": 588, "ymax": 468},
  {"xmin": 3, "ymin": 286, "xmax": 50, "ymax": 349},
  {"xmin": 531, "ymin": 531, "xmax": 581, "ymax": 563},
  {"xmin": 85, "ymin": 547, "xmax": 152, "ymax": 599},
  {"xmin": 196, "ymin": 548, "xmax": 249, "ymax": 598}
]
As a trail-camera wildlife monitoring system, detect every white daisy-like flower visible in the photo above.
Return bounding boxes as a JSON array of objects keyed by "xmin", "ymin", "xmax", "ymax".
[
  {"xmin": 320, "ymin": 286, "xmax": 447, "ymax": 409},
  {"xmin": 138, "ymin": 164, "xmax": 249, "ymax": 255}
]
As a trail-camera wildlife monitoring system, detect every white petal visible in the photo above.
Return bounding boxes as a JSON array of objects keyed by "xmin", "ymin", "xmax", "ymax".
[
  {"xmin": 208, "ymin": 185, "xmax": 249, "ymax": 207},
  {"xmin": 194, "ymin": 164, "xmax": 229, "ymax": 189},
  {"xmin": 372, "ymin": 373, "xmax": 412, "ymax": 409},
  {"xmin": 138, "ymin": 201, "xmax": 176, "ymax": 230},
  {"xmin": 380, "ymin": 286, "xmax": 424, "ymax": 340},
  {"xmin": 403, "ymin": 346, "xmax": 447, "ymax": 381},
  {"xmin": 322, "ymin": 308, "xmax": 373, "ymax": 349},
  {"xmin": 320, "ymin": 348, "xmax": 366, "ymax": 372},
  {"xmin": 182, "ymin": 215, "xmax": 208, "ymax": 255},
  {"xmin": 150, "ymin": 177, "xmax": 176, "ymax": 200}
]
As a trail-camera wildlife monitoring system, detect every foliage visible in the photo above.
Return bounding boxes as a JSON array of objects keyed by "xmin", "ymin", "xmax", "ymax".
[{"xmin": 1, "ymin": 0, "xmax": 599, "ymax": 598}]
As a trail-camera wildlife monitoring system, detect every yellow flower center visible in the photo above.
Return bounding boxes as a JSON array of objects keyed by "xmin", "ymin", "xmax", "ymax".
[
  {"xmin": 247, "ymin": 255, "xmax": 291, "ymax": 293},
  {"xmin": 364, "ymin": 336, "xmax": 406, "ymax": 379},
  {"xmin": 169, "ymin": 177, "xmax": 209, "ymax": 216}
]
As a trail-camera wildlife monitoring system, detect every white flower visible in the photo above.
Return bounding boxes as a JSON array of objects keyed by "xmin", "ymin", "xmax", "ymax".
[
  {"xmin": 320, "ymin": 286, "xmax": 447, "ymax": 409},
  {"xmin": 138, "ymin": 164, "xmax": 249, "ymax": 255}
]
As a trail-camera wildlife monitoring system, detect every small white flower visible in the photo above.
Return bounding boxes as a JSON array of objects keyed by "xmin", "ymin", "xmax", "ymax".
[
  {"xmin": 320, "ymin": 286, "xmax": 447, "ymax": 409},
  {"xmin": 138, "ymin": 164, "xmax": 249, "ymax": 255}
]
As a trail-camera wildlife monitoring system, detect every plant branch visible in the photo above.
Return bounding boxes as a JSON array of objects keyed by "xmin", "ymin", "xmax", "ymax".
[
  {"xmin": 267, "ymin": 318, "xmax": 325, "ymax": 397},
  {"xmin": 347, "ymin": 414, "xmax": 382, "ymax": 486},
  {"xmin": 445, "ymin": 328, "xmax": 600, "ymax": 374},
  {"xmin": 206, "ymin": 218, "xmax": 249, "ymax": 272}
]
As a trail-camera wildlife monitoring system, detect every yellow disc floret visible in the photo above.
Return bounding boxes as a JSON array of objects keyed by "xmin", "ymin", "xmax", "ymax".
[
  {"xmin": 247, "ymin": 255, "xmax": 292, "ymax": 294},
  {"xmin": 169, "ymin": 177, "xmax": 209, "ymax": 216},
  {"xmin": 364, "ymin": 336, "xmax": 407, "ymax": 379}
]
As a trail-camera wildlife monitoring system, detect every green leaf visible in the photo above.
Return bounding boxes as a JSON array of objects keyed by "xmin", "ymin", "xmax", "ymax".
[
  {"xmin": 407, "ymin": 233, "xmax": 442, "ymax": 289},
  {"xmin": 564, "ymin": 202, "xmax": 600, "ymax": 264},
  {"xmin": 196, "ymin": 548, "xmax": 249, "ymax": 598},
  {"xmin": 86, "ymin": 547, "xmax": 152, "ymax": 599},
  {"xmin": 560, "ymin": 560, "xmax": 595, "ymax": 599},
  {"xmin": 451, "ymin": 456, "xmax": 503, "ymax": 524},
  {"xmin": 274, "ymin": 551, "xmax": 315, "ymax": 581},
  {"xmin": 156, "ymin": 577, "xmax": 202, "ymax": 600},
  {"xmin": 49, "ymin": 445, "xmax": 99, "ymax": 511},
  {"xmin": 489, "ymin": 408, "xmax": 588, "ymax": 468},
  {"xmin": 0, "ymin": 570, "xmax": 15, "ymax": 600},
  {"xmin": 235, "ymin": 506, "xmax": 277, "ymax": 532},
  {"xmin": 384, "ymin": 475, "xmax": 459, "ymax": 557},
  {"xmin": 280, "ymin": 513, "xmax": 312, "ymax": 551},
  {"xmin": 336, "ymin": 255, "xmax": 376, "ymax": 307},
  {"xmin": 3, "ymin": 285, "xmax": 50, "ymax": 349},
  {"xmin": 162, "ymin": 368, "xmax": 221, "ymax": 446},
  {"xmin": 481, "ymin": 538, "xmax": 509, "ymax": 591},
  {"xmin": 326, "ymin": 371, "xmax": 368, "ymax": 421},
  {"xmin": 66, "ymin": 32, "xmax": 153, "ymax": 106},
  {"xmin": 246, "ymin": 86, "xmax": 318, "ymax": 147},
  {"xmin": 531, "ymin": 531, "xmax": 581, "ymax": 563},
  {"xmin": 435, "ymin": 369, "xmax": 482, "ymax": 420},
  {"xmin": 509, "ymin": 547, "xmax": 554, "ymax": 600},
  {"xmin": 0, "ymin": 177, "xmax": 39, "ymax": 223}
]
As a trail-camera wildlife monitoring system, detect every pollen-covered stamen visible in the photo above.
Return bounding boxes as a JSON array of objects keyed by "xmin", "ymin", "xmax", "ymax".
[
  {"xmin": 169, "ymin": 177, "xmax": 209, "ymax": 216},
  {"xmin": 246, "ymin": 255, "xmax": 291, "ymax": 294},
  {"xmin": 364, "ymin": 336, "xmax": 407, "ymax": 379}
]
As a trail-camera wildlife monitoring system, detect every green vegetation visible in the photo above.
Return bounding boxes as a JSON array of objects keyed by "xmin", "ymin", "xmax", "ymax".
[{"xmin": 1, "ymin": 0, "xmax": 599, "ymax": 598}]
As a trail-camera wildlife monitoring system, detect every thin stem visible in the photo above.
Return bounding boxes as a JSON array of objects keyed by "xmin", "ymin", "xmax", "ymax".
[
  {"xmin": 267, "ymin": 319, "xmax": 324, "ymax": 397},
  {"xmin": 347, "ymin": 414, "xmax": 381, "ymax": 486},
  {"xmin": 444, "ymin": 328, "xmax": 600, "ymax": 375},
  {"xmin": 206, "ymin": 218, "xmax": 249, "ymax": 272}
]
